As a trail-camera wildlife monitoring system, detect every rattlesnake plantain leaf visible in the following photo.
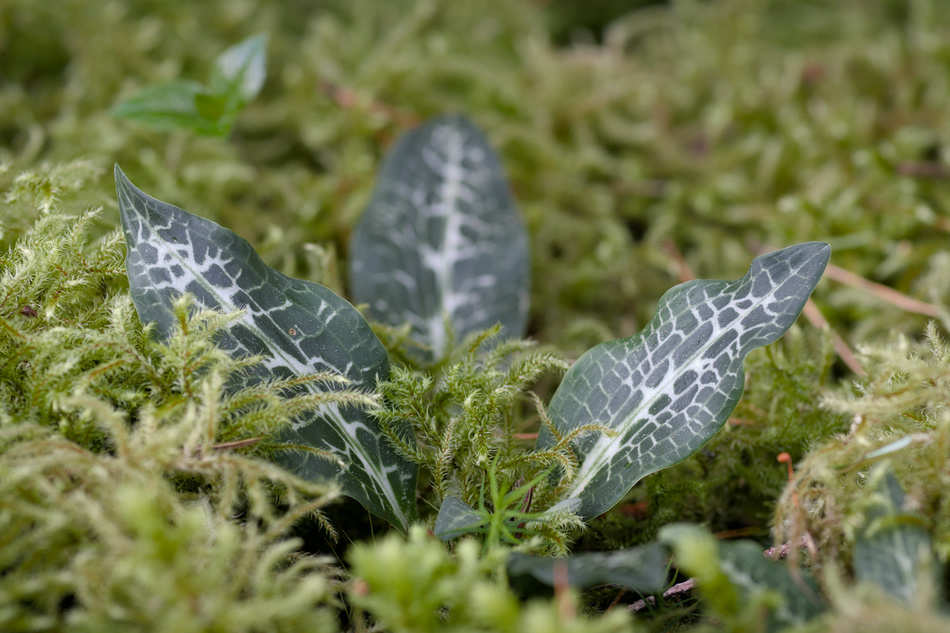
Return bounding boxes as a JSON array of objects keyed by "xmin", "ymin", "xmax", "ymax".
[
  {"xmin": 349, "ymin": 114, "xmax": 530, "ymax": 364},
  {"xmin": 115, "ymin": 165, "xmax": 417, "ymax": 531},
  {"xmin": 539, "ymin": 243, "xmax": 830, "ymax": 519}
]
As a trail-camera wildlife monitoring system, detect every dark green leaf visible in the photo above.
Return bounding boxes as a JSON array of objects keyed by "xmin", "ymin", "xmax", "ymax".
[
  {"xmin": 540, "ymin": 243, "xmax": 830, "ymax": 519},
  {"xmin": 434, "ymin": 496, "xmax": 486, "ymax": 540},
  {"xmin": 660, "ymin": 524, "xmax": 825, "ymax": 631},
  {"xmin": 507, "ymin": 542, "xmax": 669, "ymax": 593},
  {"xmin": 718, "ymin": 541, "xmax": 825, "ymax": 629},
  {"xmin": 853, "ymin": 471, "xmax": 941, "ymax": 605},
  {"xmin": 349, "ymin": 114, "xmax": 530, "ymax": 364},
  {"xmin": 115, "ymin": 165, "xmax": 417, "ymax": 531}
]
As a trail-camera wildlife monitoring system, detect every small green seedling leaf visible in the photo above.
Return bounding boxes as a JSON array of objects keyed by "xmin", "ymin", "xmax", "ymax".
[
  {"xmin": 112, "ymin": 33, "xmax": 267, "ymax": 136},
  {"xmin": 540, "ymin": 243, "xmax": 830, "ymax": 519},
  {"xmin": 507, "ymin": 541, "xmax": 668, "ymax": 593},
  {"xmin": 115, "ymin": 165, "xmax": 417, "ymax": 531},
  {"xmin": 194, "ymin": 92, "xmax": 228, "ymax": 123},
  {"xmin": 349, "ymin": 114, "xmax": 530, "ymax": 365},
  {"xmin": 208, "ymin": 33, "xmax": 268, "ymax": 105},
  {"xmin": 111, "ymin": 80, "xmax": 224, "ymax": 135}
]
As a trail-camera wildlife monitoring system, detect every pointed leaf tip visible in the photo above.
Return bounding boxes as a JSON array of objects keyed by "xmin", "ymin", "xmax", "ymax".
[
  {"xmin": 211, "ymin": 33, "xmax": 269, "ymax": 102},
  {"xmin": 114, "ymin": 164, "xmax": 127, "ymax": 189}
]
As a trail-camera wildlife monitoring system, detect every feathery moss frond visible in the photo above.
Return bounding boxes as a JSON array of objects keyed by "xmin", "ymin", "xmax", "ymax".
[{"xmin": 371, "ymin": 326, "xmax": 582, "ymax": 550}]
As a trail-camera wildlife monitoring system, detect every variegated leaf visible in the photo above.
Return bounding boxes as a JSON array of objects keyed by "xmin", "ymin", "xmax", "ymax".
[
  {"xmin": 349, "ymin": 114, "xmax": 529, "ymax": 364},
  {"xmin": 115, "ymin": 165, "xmax": 417, "ymax": 531},
  {"xmin": 539, "ymin": 243, "xmax": 830, "ymax": 519},
  {"xmin": 853, "ymin": 471, "xmax": 939, "ymax": 605},
  {"xmin": 508, "ymin": 541, "xmax": 668, "ymax": 593}
]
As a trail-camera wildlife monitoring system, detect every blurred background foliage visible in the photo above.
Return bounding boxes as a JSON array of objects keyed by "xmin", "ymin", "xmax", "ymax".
[
  {"xmin": 4, "ymin": 0, "xmax": 949, "ymax": 351},
  {"xmin": 3, "ymin": 0, "xmax": 950, "ymax": 628}
]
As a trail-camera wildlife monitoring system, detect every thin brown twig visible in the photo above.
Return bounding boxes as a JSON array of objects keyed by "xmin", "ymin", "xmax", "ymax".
[
  {"xmin": 896, "ymin": 161, "xmax": 950, "ymax": 179},
  {"xmin": 713, "ymin": 526, "xmax": 761, "ymax": 539},
  {"xmin": 661, "ymin": 239, "xmax": 695, "ymax": 283},
  {"xmin": 605, "ymin": 588, "xmax": 627, "ymax": 614},
  {"xmin": 211, "ymin": 437, "xmax": 263, "ymax": 451},
  {"xmin": 553, "ymin": 560, "xmax": 575, "ymax": 620},
  {"xmin": 629, "ymin": 578, "xmax": 698, "ymax": 613},
  {"xmin": 934, "ymin": 217, "xmax": 950, "ymax": 233},
  {"xmin": 727, "ymin": 417, "xmax": 758, "ymax": 426},
  {"xmin": 823, "ymin": 263, "xmax": 940, "ymax": 318},
  {"xmin": 801, "ymin": 298, "xmax": 865, "ymax": 375}
]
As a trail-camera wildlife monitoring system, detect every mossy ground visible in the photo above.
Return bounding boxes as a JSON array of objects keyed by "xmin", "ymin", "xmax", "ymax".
[{"xmin": 3, "ymin": 0, "xmax": 950, "ymax": 630}]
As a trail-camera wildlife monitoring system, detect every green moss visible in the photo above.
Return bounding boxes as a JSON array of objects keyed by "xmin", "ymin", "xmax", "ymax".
[
  {"xmin": 4, "ymin": 0, "xmax": 948, "ymax": 349},
  {"xmin": 774, "ymin": 320, "xmax": 950, "ymax": 570},
  {"xmin": 348, "ymin": 527, "xmax": 641, "ymax": 633},
  {"xmin": 4, "ymin": 0, "xmax": 950, "ymax": 629}
]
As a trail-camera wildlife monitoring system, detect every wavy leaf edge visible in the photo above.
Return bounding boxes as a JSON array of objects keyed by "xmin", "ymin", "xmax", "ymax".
[{"xmin": 541, "ymin": 242, "xmax": 831, "ymax": 519}]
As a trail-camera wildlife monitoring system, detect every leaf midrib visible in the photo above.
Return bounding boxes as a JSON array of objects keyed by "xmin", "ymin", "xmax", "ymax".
[{"xmin": 425, "ymin": 127, "xmax": 467, "ymax": 360}]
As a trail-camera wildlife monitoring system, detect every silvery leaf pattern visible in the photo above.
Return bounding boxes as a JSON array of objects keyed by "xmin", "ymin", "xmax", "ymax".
[
  {"xmin": 853, "ymin": 471, "xmax": 939, "ymax": 605},
  {"xmin": 349, "ymin": 114, "xmax": 530, "ymax": 364},
  {"xmin": 540, "ymin": 243, "xmax": 830, "ymax": 519},
  {"xmin": 115, "ymin": 165, "xmax": 417, "ymax": 531}
]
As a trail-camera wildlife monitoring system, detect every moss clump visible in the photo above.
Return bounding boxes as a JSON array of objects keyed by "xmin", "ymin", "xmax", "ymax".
[
  {"xmin": 775, "ymin": 320, "xmax": 950, "ymax": 570},
  {"xmin": 348, "ymin": 527, "xmax": 641, "ymax": 633},
  {"xmin": 4, "ymin": 0, "xmax": 949, "ymax": 349},
  {"xmin": 3, "ymin": 0, "xmax": 950, "ymax": 630},
  {"xmin": 0, "ymin": 459, "xmax": 341, "ymax": 633}
]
